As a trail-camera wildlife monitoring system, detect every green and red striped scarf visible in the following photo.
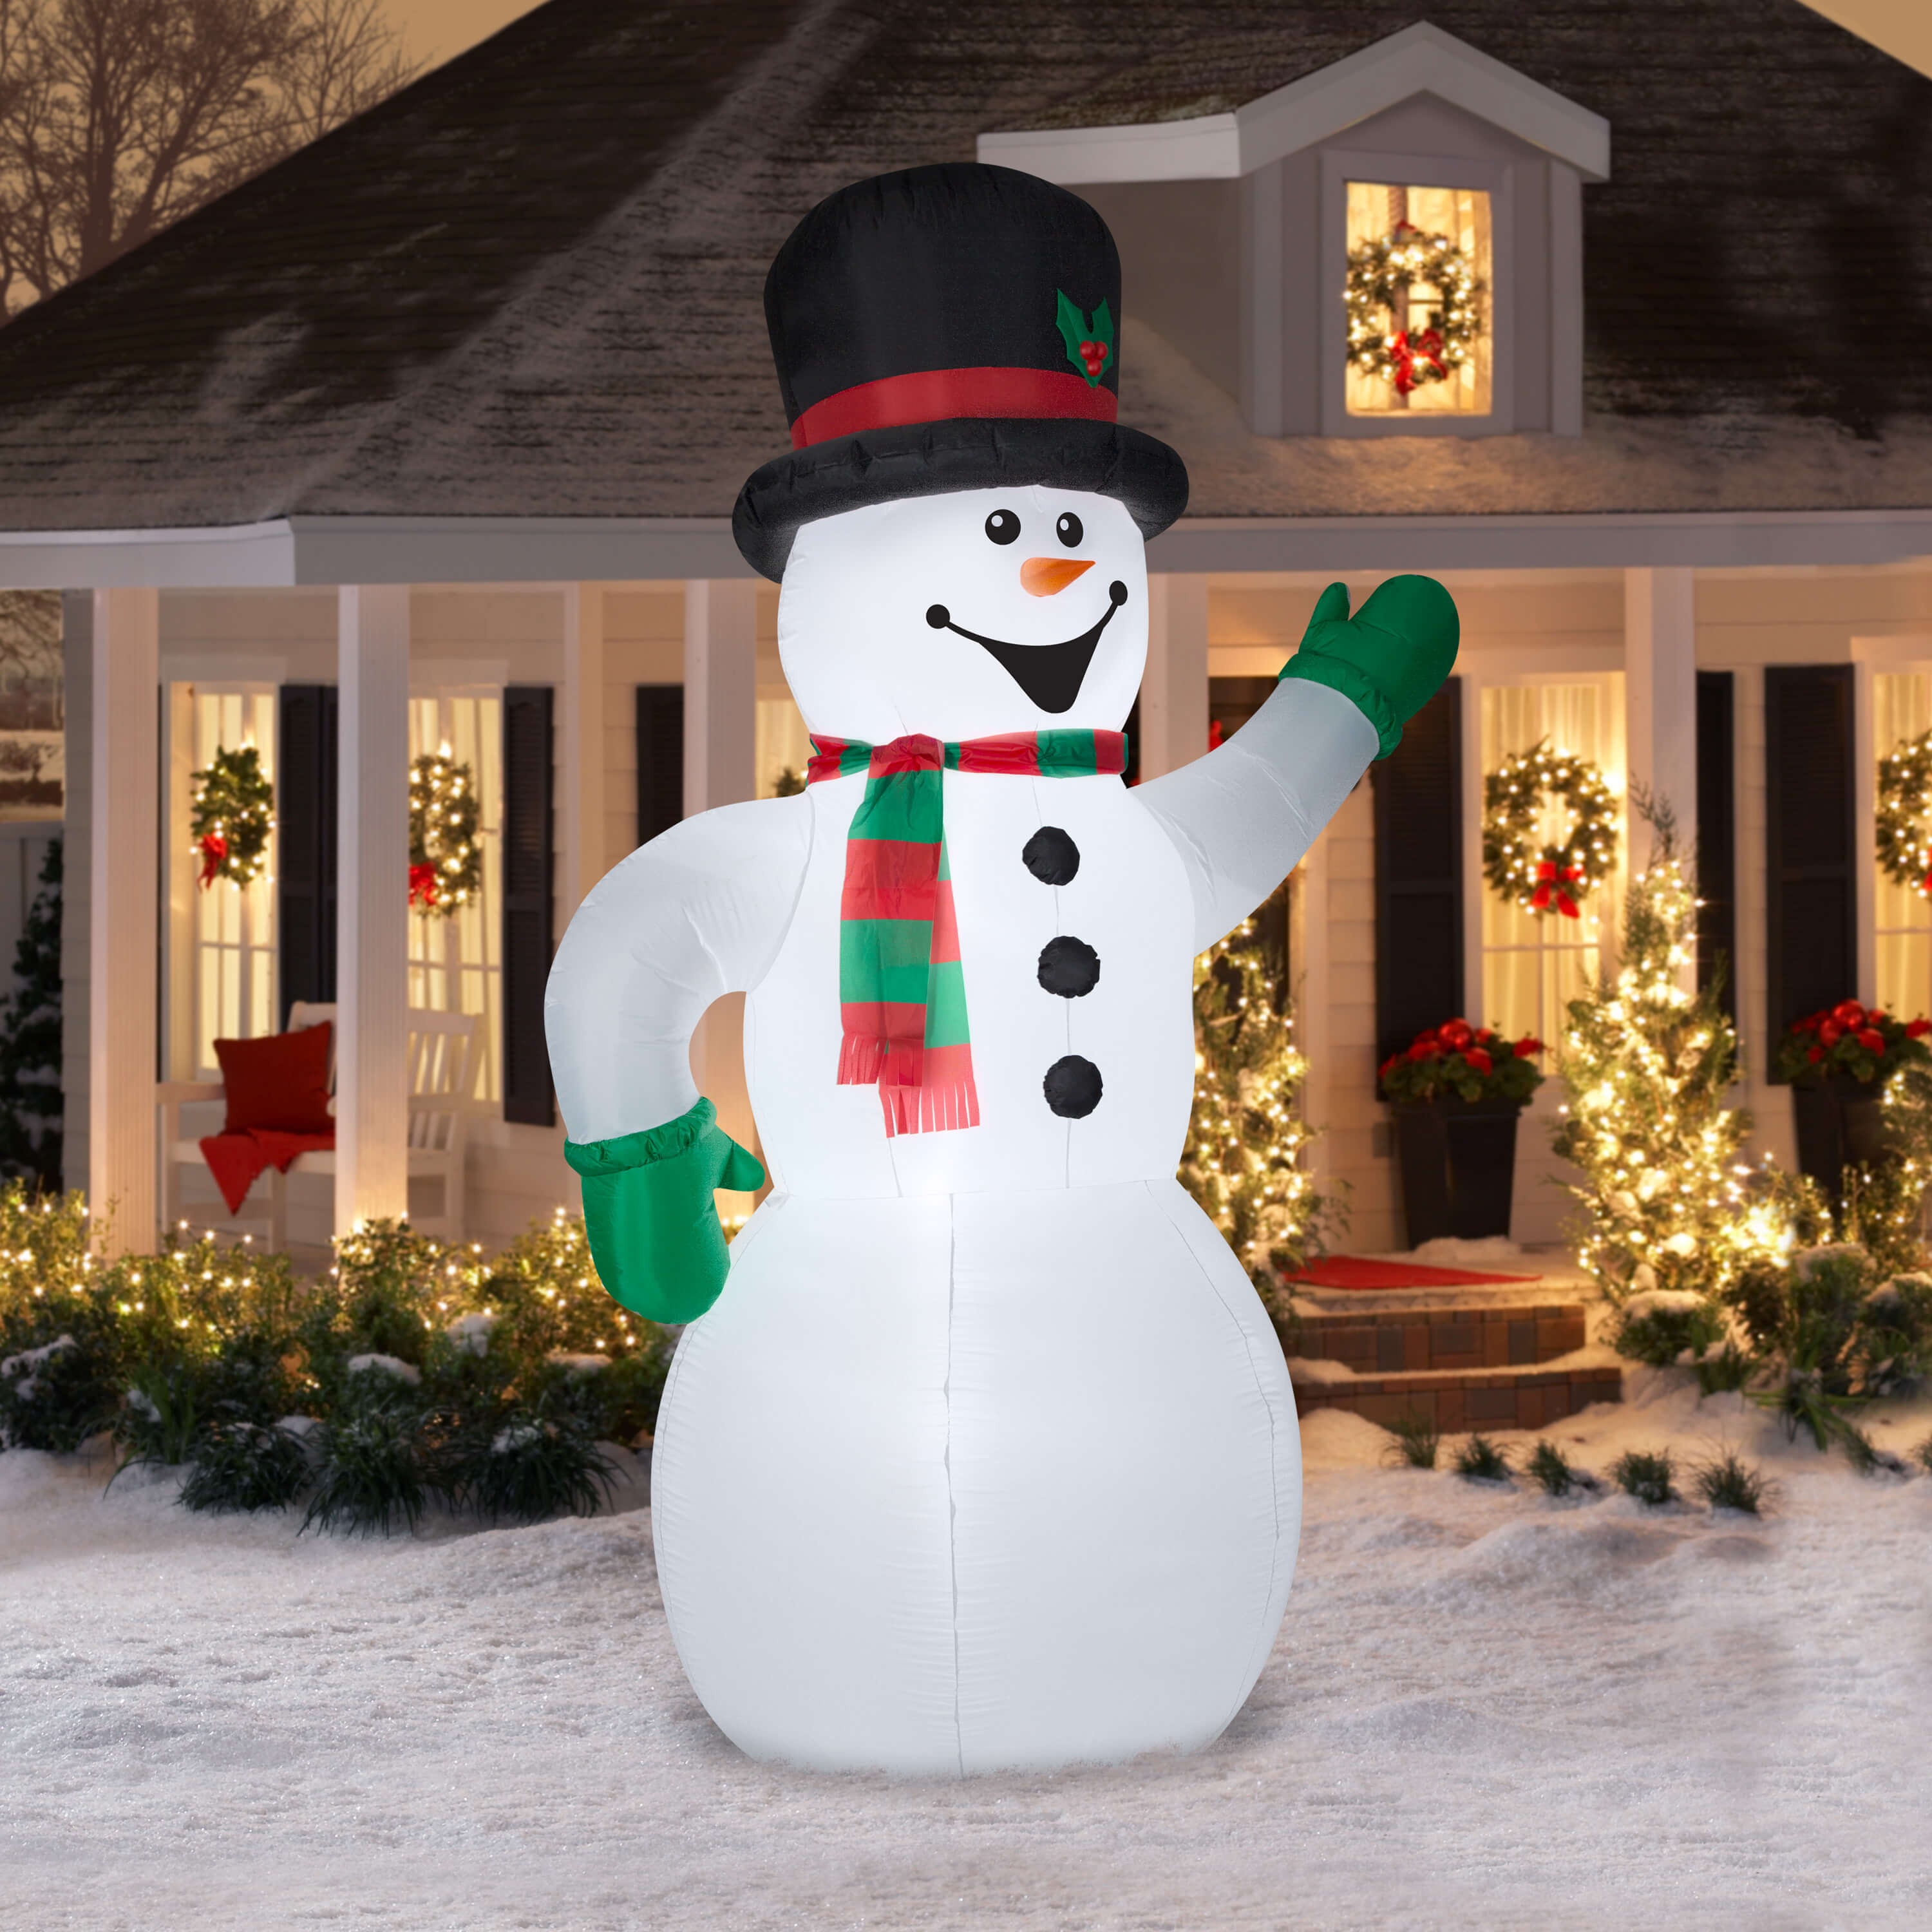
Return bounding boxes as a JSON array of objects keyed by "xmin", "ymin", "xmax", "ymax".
[{"xmin": 805, "ymin": 730, "xmax": 1127, "ymax": 1136}]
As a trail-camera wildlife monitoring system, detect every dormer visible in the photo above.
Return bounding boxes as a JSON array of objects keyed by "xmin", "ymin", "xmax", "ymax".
[{"xmin": 980, "ymin": 23, "xmax": 1610, "ymax": 439}]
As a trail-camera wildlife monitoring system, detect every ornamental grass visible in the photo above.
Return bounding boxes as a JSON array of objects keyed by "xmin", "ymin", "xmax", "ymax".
[{"xmin": 0, "ymin": 1183, "xmax": 668, "ymax": 1535}]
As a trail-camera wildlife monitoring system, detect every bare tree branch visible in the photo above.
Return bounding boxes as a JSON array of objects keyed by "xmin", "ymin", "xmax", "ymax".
[{"xmin": 0, "ymin": 0, "xmax": 421, "ymax": 314}]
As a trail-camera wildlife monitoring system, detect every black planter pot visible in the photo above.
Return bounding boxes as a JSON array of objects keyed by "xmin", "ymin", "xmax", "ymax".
[
  {"xmin": 1790, "ymin": 1075, "xmax": 1891, "ymax": 1208},
  {"xmin": 1391, "ymin": 1098, "xmax": 1524, "ymax": 1246}
]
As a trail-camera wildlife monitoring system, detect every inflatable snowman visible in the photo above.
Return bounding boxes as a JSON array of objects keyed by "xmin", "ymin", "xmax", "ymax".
[{"xmin": 546, "ymin": 163, "xmax": 1457, "ymax": 1774}]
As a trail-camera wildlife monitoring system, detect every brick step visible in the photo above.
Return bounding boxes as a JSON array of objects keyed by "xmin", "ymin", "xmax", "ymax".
[
  {"xmin": 1287, "ymin": 1361, "xmax": 1625, "ymax": 1434},
  {"xmin": 1280, "ymin": 1303, "xmax": 1589, "ymax": 1375}
]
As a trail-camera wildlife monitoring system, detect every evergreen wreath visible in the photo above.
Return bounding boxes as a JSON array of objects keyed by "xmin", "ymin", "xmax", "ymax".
[
  {"xmin": 1345, "ymin": 221, "xmax": 1483, "ymax": 397},
  {"xmin": 188, "ymin": 746, "xmax": 274, "ymax": 890},
  {"xmin": 1876, "ymin": 728, "xmax": 1932, "ymax": 897},
  {"xmin": 1482, "ymin": 741, "xmax": 1619, "ymax": 920},
  {"xmin": 409, "ymin": 750, "xmax": 482, "ymax": 916}
]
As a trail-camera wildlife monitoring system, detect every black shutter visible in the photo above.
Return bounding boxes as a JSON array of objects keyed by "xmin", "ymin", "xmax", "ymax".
[
  {"xmin": 1372, "ymin": 677, "xmax": 1463, "ymax": 1075},
  {"xmin": 636, "ymin": 684, "xmax": 684, "ymax": 846},
  {"xmin": 1695, "ymin": 672, "xmax": 1737, "ymax": 1025},
  {"xmin": 1765, "ymin": 665, "xmax": 1856, "ymax": 1072},
  {"xmin": 276, "ymin": 683, "xmax": 337, "ymax": 1023},
  {"xmin": 502, "ymin": 686, "xmax": 556, "ymax": 1126}
]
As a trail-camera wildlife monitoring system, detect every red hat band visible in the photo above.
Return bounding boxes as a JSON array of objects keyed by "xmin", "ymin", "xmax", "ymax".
[{"xmin": 790, "ymin": 366, "xmax": 1117, "ymax": 451}]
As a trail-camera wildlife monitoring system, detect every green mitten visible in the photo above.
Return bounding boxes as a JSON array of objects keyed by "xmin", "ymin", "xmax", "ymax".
[
  {"xmin": 1277, "ymin": 575, "xmax": 1459, "ymax": 759},
  {"xmin": 565, "ymin": 1099, "xmax": 766, "ymax": 1323}
]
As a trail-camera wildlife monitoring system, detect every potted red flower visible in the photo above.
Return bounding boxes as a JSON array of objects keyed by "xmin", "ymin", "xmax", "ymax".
[
  {"xmin": 1379, "ymin": 1020, "xmax": 1546, "ymax": 1245},
  {"xmin": 1776, "ymin": 999, "xmax": 1932, "ymax": 1206}
]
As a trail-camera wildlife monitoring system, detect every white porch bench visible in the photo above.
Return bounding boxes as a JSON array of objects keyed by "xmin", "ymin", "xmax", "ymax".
[{"xmin": 158, "ymin": 1001, "xmax": 480, "ymax": 1246}]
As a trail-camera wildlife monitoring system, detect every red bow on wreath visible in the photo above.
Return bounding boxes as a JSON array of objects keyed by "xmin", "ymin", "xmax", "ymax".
[
  {"xmin": 1390, "ymin": 327, "xmax": 1446, "ymax": 395},
  {"xmin": 1531, "ymin": 859, "xmax": 1583, "ymax": 919},
  {"xmin": 408, "ymin": 862, "xmax": 440, "ymax": 909},
  {"xmin": 196, "ymin": 832, "xmax": 228, "ymax": 890}
]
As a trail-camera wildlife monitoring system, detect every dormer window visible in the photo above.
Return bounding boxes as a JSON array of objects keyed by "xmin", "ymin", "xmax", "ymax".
[
  {"xmin": 981, "ymin": 22, "xmax": 1608, "ymax": 442},
  {"xmin": 1343, "ymin": 182, "xmax": 1491, "ymax": 419}
]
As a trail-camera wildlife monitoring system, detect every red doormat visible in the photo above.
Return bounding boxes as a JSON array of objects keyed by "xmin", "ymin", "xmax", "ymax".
[{"xmin": 1287, "ymin": 1256, "xmax": 1537, "ymax": 1290}]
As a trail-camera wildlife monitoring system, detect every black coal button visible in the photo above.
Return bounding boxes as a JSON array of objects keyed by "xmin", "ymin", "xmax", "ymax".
[
  {"xmin": 1043, "ymin": 1054, "xmax": 1103, "ymax": 1118},
  {"xmin": 1022, "ymin": 826, "xmax": 1079, "ymax": 885},
  {"xmin": 1037, "ymin": 936, "xmax": 1101, "ymax": 998}
]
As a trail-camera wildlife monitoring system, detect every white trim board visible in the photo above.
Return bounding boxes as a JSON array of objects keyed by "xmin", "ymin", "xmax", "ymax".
[
  {"xmin": 3, "ymin": 507, "xmax": 1930, "ymax": 590},
  {"xmin": 0, "ymin": 516, "xmax": 750, "ymax": 589},
  {"xmin": 980, "ymin": 24, "xmax": 1611, "ymax": 185}
]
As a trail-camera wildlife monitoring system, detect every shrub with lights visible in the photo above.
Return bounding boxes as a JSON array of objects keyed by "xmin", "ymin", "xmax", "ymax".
[
  {"xmin": 408, "ymin": 750, "xmax": 482, "ymax": 915},
  {"xmin": 1179, "ymin": 893, "xmax": 1336, "ymax": 1304},
  {"xmin": 0, "ymin": 1185, "xmax": 672, "ymax": 1533},
  {"xmin": 1482, "ymin": 741, "xmax": 1618, "ymax": 922},
  {"xmin": 1553, "ymin": 808, "xmax": 1796, "ymax": 1313},
  {"xmin": 1379, "ymin": 1018, "xmax": 1544, "ymax": 1105},
  {"xmin": 1344, "ymin": 221, "xmax": 1482, "ymax": 399}
]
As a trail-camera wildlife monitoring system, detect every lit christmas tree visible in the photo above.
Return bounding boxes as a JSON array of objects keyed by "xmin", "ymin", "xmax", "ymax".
[
  {"xmin": 1553, "ymin": 809, "xmax": 1791, "ymax": 1303},
  {"xmin": 1179, "ymin": 892, "xmax": 1332, "ymax": 1296},
  {"xmin": 0, "ymin": 837, "xmax": 62, "ymax": 1190}
]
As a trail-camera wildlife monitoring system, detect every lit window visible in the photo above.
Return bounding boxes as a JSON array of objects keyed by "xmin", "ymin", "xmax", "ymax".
[
  {"xmin": 189, "ymin": 688, "xmax": 278, "ymax": 1074},
  {"xmin": 408, "ymin": 694, "xmax": 502, "ymax": 1104},
  {"xmin": 1874, "ymin": 672, "xmax": 1932, "ymax": 1018},
  {"xmin": 1344, "ymin": 181, "xmax": 1491, "ymax": 419},
  {"xmin": 1479, "ymin": 682, "xmax": 1622, "ymax": 1047}
]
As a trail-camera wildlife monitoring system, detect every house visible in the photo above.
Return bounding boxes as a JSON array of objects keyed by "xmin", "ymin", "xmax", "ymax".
[{"xmin": 1, "ymin": 0, "xmax": 1929, "ymax": 1255}]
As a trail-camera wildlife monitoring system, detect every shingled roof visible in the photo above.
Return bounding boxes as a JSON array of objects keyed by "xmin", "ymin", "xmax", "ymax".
[{"xmin": 0, "ymin": 0, "xmax": 1927, "ymax": 534}]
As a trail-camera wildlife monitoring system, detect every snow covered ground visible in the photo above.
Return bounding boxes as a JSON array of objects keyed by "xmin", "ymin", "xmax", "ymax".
[{"xmin": 3, "ymin": 1378, "xmax": 1929, "ymax": 1932}]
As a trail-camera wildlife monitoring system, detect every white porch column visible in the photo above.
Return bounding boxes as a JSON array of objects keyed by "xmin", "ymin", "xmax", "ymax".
[
  {"xmin": 1140, "ymin": 573, "xmax": 1210, "ymax": 780},
  {"xmin": 682, "ymin": 578, "xmax": 760, "ymax": 1181},
  {"xmin": 683, "ymin": 578, "xmax": 757, "ymax": 815},
  {"xmin": 559, "ymin": 582, "xmax": 607, "ymax": 925},
  {"xmin": 335, "ymin": 587, "xmax": 412, "ymax": 1232},
  {"xmin": 87, "ymin": 589, "xmax": 159, "ymax": 1254},
  {"xmin": 1624, "ymin": 567, "xmax": 1698, "ymax": 876}
]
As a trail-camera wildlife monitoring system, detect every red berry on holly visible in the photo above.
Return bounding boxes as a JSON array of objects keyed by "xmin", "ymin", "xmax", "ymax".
[{"xmin": 1859, "ymin": 1028, "xmax": 1885, "ymax": 1052}]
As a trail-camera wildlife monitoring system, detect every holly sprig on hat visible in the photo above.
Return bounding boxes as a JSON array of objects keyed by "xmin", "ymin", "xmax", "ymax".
[{"xmin": 1056, "ymin": 290, "xmax": 1114, "ymax": 387}]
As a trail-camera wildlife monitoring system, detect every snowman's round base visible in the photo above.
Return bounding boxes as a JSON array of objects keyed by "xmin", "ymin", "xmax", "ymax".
[{"xmin": 651, "ymin": 1177, "xmax": 1300, "ymax": 1776}]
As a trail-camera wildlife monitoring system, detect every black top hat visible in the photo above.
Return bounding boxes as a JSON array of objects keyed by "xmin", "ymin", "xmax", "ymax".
[{"xmin": 732, "ymin": 163, "xmax": 1189, "ymax": 580}]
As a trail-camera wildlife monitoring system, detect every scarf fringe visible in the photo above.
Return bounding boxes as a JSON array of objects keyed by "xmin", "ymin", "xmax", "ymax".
[
  {"xmin": 837, "ymin": 1032, "xmax": 887, "ymax": 1086},
  {"xmin": 878, "ymin": 1065, "xmax": 981, "ymax": 1139}
]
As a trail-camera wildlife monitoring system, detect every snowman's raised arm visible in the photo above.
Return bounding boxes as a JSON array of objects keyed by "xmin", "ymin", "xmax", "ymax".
[
  {"xmin": 1136, "ymin": 576, "xmax": 1459, "ymax": 954},
  {"xmin": 544, "ymin": 794, "xmax": 811, "ymax": 1325}
]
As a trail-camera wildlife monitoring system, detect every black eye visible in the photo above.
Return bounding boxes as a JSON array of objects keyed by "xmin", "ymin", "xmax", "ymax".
[
  {"xmin": 985, "ymin": 509, "xmax": 1020, "ymax": 545},
  {"xmin": 1056, "ymin": 511, "xmax": 1084, "ymax": 549}
]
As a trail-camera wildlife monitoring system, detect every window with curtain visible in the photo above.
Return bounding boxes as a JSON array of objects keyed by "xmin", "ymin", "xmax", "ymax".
[
  {"xmin": 409, "ymin": 692, "xmax": 503, "ymax": 1105},
  {"xmin": 191, "ymin": 688, "xmax": 278, "ymax": 1076},
  {"xmin": 1479, "ymin": 682, "xmax": 1620, "ymax": 1048},
  {"xmin": 1874, "ymin": 670, "xmax": 1932, "ymax": 1020},
  {"xmin": 1344, "ymin": 180, "xmax": 1492, "ymax": 419}
]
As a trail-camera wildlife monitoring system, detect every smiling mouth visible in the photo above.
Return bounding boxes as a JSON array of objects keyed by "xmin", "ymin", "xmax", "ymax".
[{"xmin": 925, "ymin": 581, "xmax": 1129, "ymax": 714}]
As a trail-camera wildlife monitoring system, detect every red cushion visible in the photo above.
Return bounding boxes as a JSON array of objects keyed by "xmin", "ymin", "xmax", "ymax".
[{"xmin": 214, "ymin": 1023, "xmax": 334, "ymax": 1135}]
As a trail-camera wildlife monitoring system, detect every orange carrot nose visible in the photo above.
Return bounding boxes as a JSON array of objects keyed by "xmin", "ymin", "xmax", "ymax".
[{"xmin": 1020, "ymin": 556, "xmax": 1094, "ymax": 597}]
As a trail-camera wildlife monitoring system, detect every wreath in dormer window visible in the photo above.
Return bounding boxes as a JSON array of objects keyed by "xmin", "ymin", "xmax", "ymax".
[{"xmin": 1345, "ymin": 222, "xmax": 1484, "ymax": 397}]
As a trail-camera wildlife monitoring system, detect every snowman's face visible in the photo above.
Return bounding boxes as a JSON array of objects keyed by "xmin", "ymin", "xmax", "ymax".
[{"xmin": 777, "ymin": 486, "xmax": 1148, "ymax": 743}]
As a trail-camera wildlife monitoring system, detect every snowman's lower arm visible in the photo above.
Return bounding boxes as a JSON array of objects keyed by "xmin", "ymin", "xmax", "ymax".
[
  {"xmin": 544, "ymin": 796, "xmax": 810, "ymax": 1322},
  {"xmin": 1137, "ymin": 576, "xmax": 1459, "ymax": 950}
]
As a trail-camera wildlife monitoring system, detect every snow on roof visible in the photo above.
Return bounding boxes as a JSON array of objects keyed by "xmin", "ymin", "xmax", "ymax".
[{"xmin": 0, "ymin": 0, "xmax": 1926, "ymax": 534}]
